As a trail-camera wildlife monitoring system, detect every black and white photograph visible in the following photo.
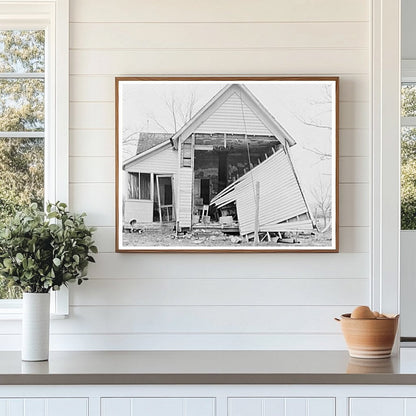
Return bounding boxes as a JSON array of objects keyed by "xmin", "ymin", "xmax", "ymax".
[{"xmin": 116, "ymin": 77, "xmax": 338, "ymax": 252}]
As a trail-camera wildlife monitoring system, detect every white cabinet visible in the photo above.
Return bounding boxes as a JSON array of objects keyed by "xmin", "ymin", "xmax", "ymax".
[
  {"xmin": 349, "ymin": 398, "xmax": 416, "ymax": 416},
  {"xmin": 101, "ymin": 398, "xmax": 215, "ymax": 416},
  {"xmin": 228, "ymin": 398, "xmax": 335, "ymax": 416},
  {"xmin": 0, "ymin": 398, "xmax": 88, "ymax": 416}
]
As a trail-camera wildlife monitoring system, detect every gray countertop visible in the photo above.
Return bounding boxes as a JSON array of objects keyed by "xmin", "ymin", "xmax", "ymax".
[{"xmin": 2, "ymin": 349, "xmax": 416, "ymax": 385}]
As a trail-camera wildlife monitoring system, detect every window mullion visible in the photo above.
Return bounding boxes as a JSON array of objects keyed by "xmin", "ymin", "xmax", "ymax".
[
  {"xmin": 0, "ymin": 72, "xmax": 44, "ymax": 79},
  {"xmin": 0, "ymin": 132, "xmax": 45, "ymax": 138}
]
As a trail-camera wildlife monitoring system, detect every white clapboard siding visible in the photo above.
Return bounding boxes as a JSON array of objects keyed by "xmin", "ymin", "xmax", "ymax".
[
  {"xmin": 178, "ymin": 168, "xmax": 193, "ymax": 227},
  {"xmin": 69, "ymin": 0, "xmax": 369, "ymax": 23},
  {"xmin": 70, "ymin": 278, "xmax": 368, "ymax": 306},
  {"xmin": 60, "ymin": 0, "xmax": 373, "ymax": 350},
  {"xmin": 228, "ymin": 398, "xmax": 335, "ymax": 416},
  {"xmin": 70, "ymin": 49, "xmax": 368, "ymax": 76},
  {"xmin": 85, "ymin": 253, "xmax": 369, "ymax": 279},
  {"xmin": 70, "ymin": 22, "xmax": 368, "ymax": 50},
  {"xmin": 70, "ymin": 74, "xmax": 369, "ymax": 103},
  {"xmin": 126, "ymin": 147, "xmax": 178, "ymax": 174},
  {"xmin": 101, "ymin": 398, "xmax": 215, "ymax": 416},
  {"xmin": 213, "ymin": 150, "xmax": 311, "ymax": 235},
  {"xmin": 195, "ymin": 92, "xmax": 274, "ymax": 136}
]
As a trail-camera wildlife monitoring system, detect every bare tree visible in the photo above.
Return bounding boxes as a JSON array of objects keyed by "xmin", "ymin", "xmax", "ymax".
[
  {"xmin": 148, "ymin": 90, "xmax": 199, "ymax": 133},
  {"xmin": 295, "ymin": 84, "xmax": 333, "ymax": 160},
  {"xmin": 311, "ymin": 179, "xmax": 332, "ymax": 232}
]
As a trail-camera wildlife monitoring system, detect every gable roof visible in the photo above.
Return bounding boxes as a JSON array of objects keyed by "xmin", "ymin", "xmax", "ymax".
[
  {"xmin": 123, "ymin": 83, "xmax": 297, "ymax": 169},
  {"xmin": 170, "ymin": 83, "xmax": 296, "ymax": 147},
  {"xmin": 136, "ymin": 132, "xmax": 173, "ymax": 155}
]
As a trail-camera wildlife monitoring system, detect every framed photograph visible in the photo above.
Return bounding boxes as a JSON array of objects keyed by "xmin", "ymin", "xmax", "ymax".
[{"xmin": 116, "ymin": 77, "xmax": 338, "ymax": 252}]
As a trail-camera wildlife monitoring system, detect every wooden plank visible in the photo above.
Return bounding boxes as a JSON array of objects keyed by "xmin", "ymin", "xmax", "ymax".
[
  {"xmin": 339, "ymin": 128, "xmax": 369, "ymax": 157},
  {"xmin": 71, "ymin": 277, "xmax": 368, "ymax": 306},
  {"xmin": 70, "ymin": 49, "xmax": 369, "ymax": 75},
  {"xmin": 69, "ymin": 102, "xmax": 114, "ymax": 129},
  {"xmin": 70, "ymin": 156, "xmax": 115, "ymax": 183},
  {"xmin": 0, "ymin": 332, "xmax": 348, "ymax": 350},
  {"xmin": 70, "ymin": 75, "xmax": 114, "ymax": 102},
  {"xmin": 50, "ymin": 305, "xmax": 360, "ymax": 334},
  {"xmin": 85, "ymin": 252, "xmax": 369, "ymax": 279},
  {"xmin": 69, "ymin": 100, "xmax": 369, "ymax": 131},
  {"xmin": 339, "ymin": 183, "xmax": 369, "ymax": 227},
  {"xmin": 339, "ymin": 156, "xmax": 369, "ymax": 183},
  {"xmin": 69, "ymin": 183, "xmax": 114, "ymax": 226},
  {"xmin": 70, "ymin": 74, "xmax": 369, "ymax": 103},
  {"xmin": 70, "ymin": 129, "xmax": 115, "ymax": 157},
  {"xmin": 70, "ymin": 0, "xmax": 369, "ymax": 23},
  {"xmin": 339, "ymin": 226, "xmax": 369, "ymax": 253},
  {"xmin": 70, "ymin": 22, "xmax": 369, "ymax": 50}
]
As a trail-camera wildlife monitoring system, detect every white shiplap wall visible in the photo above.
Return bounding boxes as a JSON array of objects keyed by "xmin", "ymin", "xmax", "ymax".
[{"xmin": 61, "ymin": 0, "xmax": 370, "ymax": 349}]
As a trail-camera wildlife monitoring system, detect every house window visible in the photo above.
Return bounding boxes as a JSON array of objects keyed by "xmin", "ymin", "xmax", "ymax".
[
  {"xmin": 182, "ymin": 142, "xmax": 192, "ymax": 167},
  {"xmin": 401, "ymin": 82, "xmax": 416, "ymax": 230},
  {"xmin": 0, "ymin": 29, "xmax": 46, "ymax": 300},
  {"xmin": 0, "ymin": 1, "xmax": 69, "ymax": 314},
  {"xmin": 128, "ymin": 172, "xmax": 151, "ymax": 200}
]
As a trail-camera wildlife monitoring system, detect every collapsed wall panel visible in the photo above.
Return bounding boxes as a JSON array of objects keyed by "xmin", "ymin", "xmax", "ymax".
[{"xmin": 211, "ymin": 149, "xmax": 314, "ymax": 236}]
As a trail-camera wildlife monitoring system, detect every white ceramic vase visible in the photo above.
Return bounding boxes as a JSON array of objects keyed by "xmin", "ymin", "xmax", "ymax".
[{"xmin": 22, "ymin": 292, "xmax": 50, "ymax": 361}]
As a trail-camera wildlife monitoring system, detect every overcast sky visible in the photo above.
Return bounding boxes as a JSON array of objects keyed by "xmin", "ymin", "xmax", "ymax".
[{"xmin": 119, "ymin": 80, "xmax": 336, "ymax": 212}]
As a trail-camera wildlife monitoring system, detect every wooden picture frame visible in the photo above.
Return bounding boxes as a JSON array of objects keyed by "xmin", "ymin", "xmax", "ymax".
[{"xmin": 115, "ymin": 77, "xmax": 339, "ymax": 253}]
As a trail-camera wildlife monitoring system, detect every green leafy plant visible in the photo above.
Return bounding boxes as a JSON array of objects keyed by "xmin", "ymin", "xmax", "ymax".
[{"xmin": 0, "ymin": 202, "xmax": 97, "ymax": 293}]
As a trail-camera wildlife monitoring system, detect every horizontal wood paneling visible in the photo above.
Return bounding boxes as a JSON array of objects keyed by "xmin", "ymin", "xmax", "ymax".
[
  {"xmin": 70, "ymin": 0, "xmax": 369, "ymax": 23},
  {"xmin": 69, "ymin": 102, "xmax": 368, "ymax": 130},
  {"xmin": 85, "ymin": 253, "xmax": 369, "ymax": 279},
  {"xmin": 70, "ymin": 157, "xmax": 114, "ymax": 183},
  {"xmin": 339, "ymin": 184, "xmax": 369, "ymax": 227},
  {"xmin": 70, "ymin": 22, "xmax": 368, "ymax": 50},
  {"xmin": 56, "ymin": 306, "xmax": 351, "ymax": 334},
  {"xmin": 339, "ymin": 129, "xmax": 369, "ymax": 157},
  {"xmin": 69, "ymin": 74, "xmax": 369, "ymax": 103},
  {"xmin": 0, "ymin": 333, "xmax": 347, "ymax": 351},
  {"xmin": 59, "ymin": 0, "xmax": 372, "ymax": 351},
  {"xmin": 0, "ymin": 306, "xmax": 354, "ymax": 335},
  {"xmin": 70, "ymin": 49, "xmax": 368, "ymax": 76},
  {"xmin": 69, "ymin": 183, "xmax": 114, "ymax": 226},
  {"xmin": 69, "ymin": 130, "xmax": 114, "ymax": 157},
  {"xmin": 71, "ymin": 277, "xmax": 368, "ymax": 306},
  {"xmin": 339, "ymin": 156, "xmax": 369, "ymax": 183}
]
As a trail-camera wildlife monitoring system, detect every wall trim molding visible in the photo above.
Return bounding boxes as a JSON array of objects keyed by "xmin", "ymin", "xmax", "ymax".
[{"xmin": 371, "ymin": 0, "xmax": 401, "ymax": 315}]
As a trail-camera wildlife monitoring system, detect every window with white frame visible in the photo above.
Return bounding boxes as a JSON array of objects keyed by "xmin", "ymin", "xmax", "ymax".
[
  {"xmin": 0, "ymin": 0, "xmax": 68, "ymax": 313},
  {"xmin": 401, "ymin": 77, "xmax": 416, "ymax": 230}
]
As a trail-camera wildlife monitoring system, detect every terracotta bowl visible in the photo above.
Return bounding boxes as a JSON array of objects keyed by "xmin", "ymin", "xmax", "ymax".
[{"xmin": 337, "ymin": 313, "xmax": 399, "ymax": 359}]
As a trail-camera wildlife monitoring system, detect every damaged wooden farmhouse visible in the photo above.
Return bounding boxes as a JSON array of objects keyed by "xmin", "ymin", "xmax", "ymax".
[{"xmin": 122, "ymin": 83, "xmax": 315, "ymax": 243}]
